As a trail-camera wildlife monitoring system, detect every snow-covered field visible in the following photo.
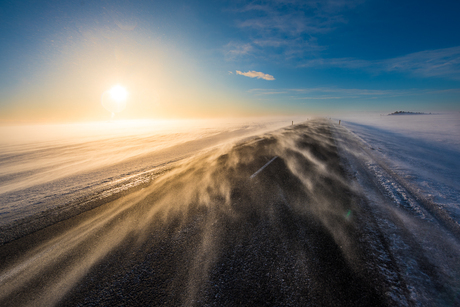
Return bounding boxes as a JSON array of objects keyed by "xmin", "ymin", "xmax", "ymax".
[
  {"xmin": 1, "ymin": 113, "xmax": 457, "ymax": 234},
  {"xmin": 0, "ymin": 117, "xmax": 299, "ymax": 238},
  {"xmin": 337, "ymin": 112, "xmax": 460, "ymax": 225},
  {"xmin": 333, "ymin": 112, "xmax": 460, "ymax": 305},
  {"xmin": 1, "ymin": 115, "xmax": 459, "ymax": 305}
]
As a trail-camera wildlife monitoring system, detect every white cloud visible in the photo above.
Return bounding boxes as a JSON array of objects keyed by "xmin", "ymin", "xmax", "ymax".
[{"xmin": 236, "ymin": 70, "xmax": 275, "ymax": 80}]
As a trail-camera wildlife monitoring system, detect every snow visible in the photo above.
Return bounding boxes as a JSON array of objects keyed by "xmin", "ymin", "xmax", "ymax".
[
  {"xmin": 337, "ymin": 112, "xmax": 460, "ymax": 150},
  {"xmin": 1, "ymin": 114, "xmax": 459, "ymax": 304},
  {"xmin": 0, "ymin": 117, "xmax": 300, "ymax": 228},
  {"xmin": 336, "ymin": 112, "xmax": 460, "ymax": 224},
  {"xmin": 332, "ymin": 113, "xmax": 460, "ymax": 306},
  {"xmin": 2, "ymin": 113, "xmax": 458, "ymax": 232}
]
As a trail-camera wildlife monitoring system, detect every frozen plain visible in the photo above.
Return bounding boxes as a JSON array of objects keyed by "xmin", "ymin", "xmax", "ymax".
[
  {"xmin": 0, "ymin": 117, "xmax": 295, "ymax": 243},
  {"xmin": 337, "ymin": 112, "xmax": 460, "ymax": 229},
  {"xmin": 334, "ymin": 112, "xmax": 460, "ymax": 306},
  {"xmin": 0, "ymin": 115, "xmax": 459, "ymax": 306}
]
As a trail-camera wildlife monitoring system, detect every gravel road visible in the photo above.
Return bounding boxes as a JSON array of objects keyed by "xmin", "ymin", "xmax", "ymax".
[{"xmin": 2, "ymin": 119, "xmax": 457, "ymax": 306}]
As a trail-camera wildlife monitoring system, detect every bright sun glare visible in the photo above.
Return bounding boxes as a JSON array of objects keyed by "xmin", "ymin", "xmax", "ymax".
[
  {"xmin": 109, "ymin": 85, "xmax": 128, "ymax": 101},
  {"xmin": 101, "ymin": 85, "xmax": 129, "ymax": 118}
]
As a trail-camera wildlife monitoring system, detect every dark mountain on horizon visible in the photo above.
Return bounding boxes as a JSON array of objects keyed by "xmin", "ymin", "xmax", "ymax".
[{"xmin": 388, "ymin": 111, "xmax": 430, "ymax": 115}]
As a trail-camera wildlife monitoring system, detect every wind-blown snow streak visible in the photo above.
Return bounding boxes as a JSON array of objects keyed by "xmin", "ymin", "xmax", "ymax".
[
  {"xmin": 0, "ymin": 119, "xmax": 402, "ymax": 306},
  {"xmin": 0, "ymin": 117, "xmax": 300, "ymax": 241},
  {"xmin": 1, "ymin": 118, "xmax": 459, "ymax": 306}
]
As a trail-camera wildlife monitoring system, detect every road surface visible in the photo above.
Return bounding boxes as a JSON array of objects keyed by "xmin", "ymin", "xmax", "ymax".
[{"xmin": 0, "ymin": 119, "xmax": 459, "ymax": 306}]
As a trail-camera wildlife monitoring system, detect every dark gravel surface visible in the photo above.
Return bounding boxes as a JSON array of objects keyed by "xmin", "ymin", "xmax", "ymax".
[{"xmin": 0, "ymin": 120, "xmax": 409, "ymax": 306}]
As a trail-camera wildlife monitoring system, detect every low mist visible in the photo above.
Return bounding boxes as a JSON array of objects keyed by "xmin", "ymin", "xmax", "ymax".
[{"xmin": 0, "ymin": 119, "xmax": 398, "ymax": 306}]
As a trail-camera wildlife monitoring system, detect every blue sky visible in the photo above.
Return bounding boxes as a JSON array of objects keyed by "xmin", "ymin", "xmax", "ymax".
[{"xmin": 0, "ymin": 0, "xmax": 459, "ymax": 122}]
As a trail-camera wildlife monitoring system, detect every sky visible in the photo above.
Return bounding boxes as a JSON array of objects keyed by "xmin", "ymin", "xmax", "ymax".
[{"xmin": 0, "ymin": 0, "xmax": 459, "ymax": 123}]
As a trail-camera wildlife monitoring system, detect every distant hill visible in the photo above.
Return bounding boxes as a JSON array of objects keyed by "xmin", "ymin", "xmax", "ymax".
[{"xmin": 388, "ymin": 111, "xmax": 430, "ymax": 115}]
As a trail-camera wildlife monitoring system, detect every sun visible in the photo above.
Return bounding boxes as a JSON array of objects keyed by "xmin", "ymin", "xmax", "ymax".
[
  {"xmin": 101, "ymin": 85, "xmax": 129, "ymax": 118},
  {"xmin": 109, "ymin": 85, "xmax": 128, "ymax": 102}
]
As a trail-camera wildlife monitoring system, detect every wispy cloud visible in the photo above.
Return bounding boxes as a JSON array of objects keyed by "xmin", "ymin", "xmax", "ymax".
[
  {"xmin": 234, "ymin": 0, "xmax": 363, "ymax": 33},
  {"xmin": 224, "ymin": 42, "xmax": 253, "ymax": 60},
  {"xmin": 226, "ymin": 0, "xmax": 363, "ymax": 62},
  {"xmin": 293, "ymin": 96, "xmax": 344, "ymax": 100},
  {"xmin": 236, "ymin": 70, "xmax": 275, "ymax": 80},
  {"xmin": 301, "ymin": 46, "xmax": 460, "ymax": 79},
  {"xmin": 301, "ymin": 58, "xmax": 371, "ymax": 69},
  {"xmin": 425, "ymin": 88, "xmax": 460, "ymax": 94},
  {"xmin": 226, "ymin": 2, "xmax": 460, "ymax": 80},
  {"xmin": 384, "ymin": 46, "xmax": 460, "ymax": 78},
  {"xmin": 291, "ymin": 88, "xmax": 400, "ymax": 96},
  {"xmin": 248, "ymin": 90, "xmax": 288, "ymax": 94},
  {"xmin": 248, "ymin": 87, "xmax": 423, "ymax": 99}
]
